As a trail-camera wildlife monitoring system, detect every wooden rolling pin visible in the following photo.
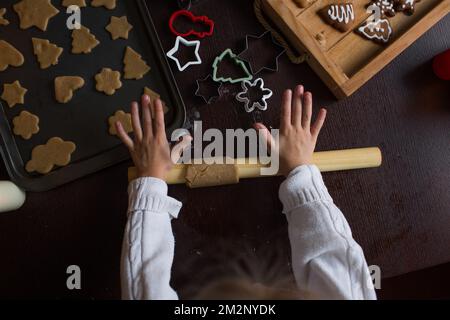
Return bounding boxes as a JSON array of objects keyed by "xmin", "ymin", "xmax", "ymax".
[{"xmin": 128, "ymin": 147, "xmax": 382, "ymax": 188}]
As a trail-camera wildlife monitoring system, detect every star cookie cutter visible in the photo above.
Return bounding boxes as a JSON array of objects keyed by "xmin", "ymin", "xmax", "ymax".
[
  {"xmin": 195, "ymin": 74, "xmax": 222, "ymax": 104},
  {"xmin": 236, "ymin": 78, "xmax": 273, "ymax": 113},
  {"xmin": 169, "ymin": 10, "xmax": 214, "ymax": 39},
  {"xmin": 166, "ymin": 36, "xmax": 202, "ymax": 72},
  {"xmin": 238, "ymin": 31, "xmax": 286, "ymax": 74},
  {"xmin": 212, "ymin": 49, "xmax": 252, "ymax": 84}
]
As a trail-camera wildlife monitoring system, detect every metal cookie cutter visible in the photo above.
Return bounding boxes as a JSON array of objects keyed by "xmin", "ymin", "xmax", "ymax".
[
  {"xmin": 195, "ymin": 74, "xmax": 222, "ymax": 104},
  {"xmin": 236, "ymin": 78, "xmax": 273, "ymax": 113},
  {"xmin": 212, "ymin": 49, "xmax": 253, "ymax": 84},
  {"xmin": 166, "ymin": 36, "xmax": 202, "ymax": 72},
  {"xmin": 169, "ymin": 10, "xmax": 214, "ymax": 39},
  {"xmin": 238, "ymin": 31, "xmax": 286, "ymax": 74}
]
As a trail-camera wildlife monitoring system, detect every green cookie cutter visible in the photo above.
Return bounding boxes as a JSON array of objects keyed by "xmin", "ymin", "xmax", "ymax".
[{"xmin": 212, "ymin": 49, "xmax": 253, "ymax": 84}]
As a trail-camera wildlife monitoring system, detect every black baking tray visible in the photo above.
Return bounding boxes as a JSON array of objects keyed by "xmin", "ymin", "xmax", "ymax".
[{"xmin": 0, "ymin": 0, "xmax": 186, "ymax": 192}]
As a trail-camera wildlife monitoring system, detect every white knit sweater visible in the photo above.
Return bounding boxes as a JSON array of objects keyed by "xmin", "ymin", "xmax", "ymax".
[{"xmin": 121, "ymin": 165, "xmax": 376, "ymax": 300}]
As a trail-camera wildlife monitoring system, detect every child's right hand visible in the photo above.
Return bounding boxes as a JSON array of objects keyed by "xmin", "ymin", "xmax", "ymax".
[{"xmin": 255, "ymin": 85, "xmax": 327, "ymax": 177}]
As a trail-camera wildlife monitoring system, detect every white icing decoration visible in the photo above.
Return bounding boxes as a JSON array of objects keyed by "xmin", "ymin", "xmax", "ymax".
[
  {"xmin": 327, "ymin": 4, "xmax": 355, "ymax": 24},
  {"xmin": 358, "ymin": 18, "xmax": 393, "ymax": 43}
]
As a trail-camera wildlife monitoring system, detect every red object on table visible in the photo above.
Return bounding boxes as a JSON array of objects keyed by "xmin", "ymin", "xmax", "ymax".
[
  {"xmin": 169, "ymin": 10, "xmax": 214, "ymax": 39},
  {"xmin": 433, "ymin": 49, "xmax": 450, "ymax": 80}
]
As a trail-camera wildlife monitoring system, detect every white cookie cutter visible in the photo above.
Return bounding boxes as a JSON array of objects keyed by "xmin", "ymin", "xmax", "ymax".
[
  {"xmin": 166, "ymin": 36, "xmax": 202, "ymax": 72},
  {"xmin": 236, "ymin": 78, "xmax": 273, "ymax": 113}
]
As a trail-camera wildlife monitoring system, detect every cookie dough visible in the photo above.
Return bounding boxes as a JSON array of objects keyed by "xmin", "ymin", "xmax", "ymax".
[
  {"xmin": 95, "ymin": 68, "xmax": 122, "ymax": 95},
  {"xmin": 91, "ymin": 0, "xmax": 117, "ymax": 10},
  {"xmin": 26, "ymin": 137, "xmax": 76, "ymax": 174},
  {"xmin": 108, "ymin": 110, "xmax": 132, "ymax": 136},
  {"xmin": 0, "ymin": 40, "xmax": 25, "ymax": 72},
  {"xmin": 320, "ymin": 3, "xmax": 355, "ymax": 32},
  {"xmin": 72, "ymin": 26, "xmax": 100, "ymax": 54},
  {"xmin": 185, "ymin": 163, "xmax": 239, "ymax": 188},
  {"xmin": 13, "ymin": 111, "xmax": 40, "ymax": 140},
  {"xmin": 62, "ymin": 0, "xmax": 87, "ymax": 7},
  {"xmin": 0, "ymin": 8, "xmax": 9, "ymax": 26},
  {"xmin": 1, "ymin": 81, "xmax": 27, "ymax": 108},
  {"xmin": 13, "ymin": 0, "xmax": 59, "ymax": 31},
  {"xmin": 32, "ymin": 38, "xmax": 63, "ymax": 69},
  {"xmin": 123, "ymin": 46, "xmax": 151, "ymax": 80},
  {"xmin": 106, "ymin": 16, "xmax": 133, "ymax": 40},
  {"xmin": 55, "ymin": 76, "xmax": 85, "ymax": 103},
  {"xmin": 144, "ymin": 87, "xmax": 169, "ymax": 114}
]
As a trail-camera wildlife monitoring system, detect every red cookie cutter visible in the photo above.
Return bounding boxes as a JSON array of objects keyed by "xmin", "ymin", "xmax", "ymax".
[{"xmin": 169, "ymin": 10, "xmax": 214, "ymax": 39}]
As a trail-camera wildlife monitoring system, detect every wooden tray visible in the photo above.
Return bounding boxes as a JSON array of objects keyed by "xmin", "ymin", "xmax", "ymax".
[{"xmin": 263, "ymin": 0, "xmax": 450, "ymax": 99}]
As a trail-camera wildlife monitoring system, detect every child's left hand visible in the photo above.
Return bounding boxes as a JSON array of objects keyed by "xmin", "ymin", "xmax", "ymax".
[{"xmin": 116, "ymin": 95, "xmax": 192, "ymax": 181}]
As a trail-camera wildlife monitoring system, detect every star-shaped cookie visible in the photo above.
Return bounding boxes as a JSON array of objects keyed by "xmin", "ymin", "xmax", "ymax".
[
  {"xmin": 91, "ymin": 0, "xmax": 117, "ymax": 10},
  {"xmin": 13, "ymin": 0, "xmax": 59, "ymax": 31},
  {"xmin": 95, "ymin": 68, "xmax": 122, "ymax": 95},
  {"xmin": 62, "ymin": 0, "xmax": 87, "ymax": 7},
  {"xmin": 0, "ymin": 8, "xmax": 9, "ymax": 26},
  {"xmin": 1, "ymin": 81, "xmax": 28, "ymax": 108},
  {"xmin": 106, "ymin": 16, "xmax": 133, "ymax": 40}
]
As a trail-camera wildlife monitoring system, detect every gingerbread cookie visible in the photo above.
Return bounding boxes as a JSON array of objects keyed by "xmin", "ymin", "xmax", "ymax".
[
  {"xmin": 13, "ymin": 111, "xmax": 40, "ymax": 140},
  {"xmin": 144, "ymin": 87, "xmax": 169, "ymax": 114},
  {"xmin": 1, "ymin": 81, "xmax": 27, "ymax": 108},
  {"xmin": 321, "ymin": 3, "xmax": 355, "ymax": 32},
  {"xmin": 394, "ymin": 0, "xmax": 418, "ymax": 15},
  {"xmin": 62, "ymin": 0, "xmax": 87, "ymax": 7},
  {"xmin": 26, "ymin": 137, "xmax": 76, "ymax": 174},
  {"xmin": 95, "ymin": 68, "xmax": 122, "ymax": 95},
  {"xmin": 91, "ymin": 0, "xmax": 117, "ymax": 10},
  {"xmin": 72, "ymin": 26, "xmax": 100, "ymax": 54},
  {"xmin": 55, "ymin": 76, "xmax": 85, "ymax": 103},
  {"xmin": 32, "ymin": 38, "xmax": 63, "ymax": 69},
  {"xmin": 371, "ymin": 0, "xmax": 396, "ymax": 17},
  {"xmin": 294, "ymin": 0, "xmax": 315, "ymax": 8},
  {"xmin": 123, "ymin": 47, "xmax": 151, "ymax": 80},
  {"xmin": 0, "ymin": 40, "xmax": 25, "ymax": 72},
  {"xmin": 106, "ymin": 16, "xmax": 133, "ymax": 40},
  {"xmin": 357, "ymin": 17, "xmax": 393, "ymax": 44},
  {"xmin": 108, "ymin": 110, "xmax": 132, "ymax": 136},
  {"xmin": 0, "ymin": 8, "xmax": 9, "ymax": 26},
  {"xmin": 13, "ymin": 0, "xmax": 59, "ymax": 31}
]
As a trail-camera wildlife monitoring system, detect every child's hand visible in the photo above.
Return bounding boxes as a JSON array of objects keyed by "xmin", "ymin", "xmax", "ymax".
[
  {"xmin": 116, "ymin": 95, "xmax": 192, "ymax": 181},
  {"xmin": 255, "ymin": 85, "xmax": 327, "ymax": 177}
]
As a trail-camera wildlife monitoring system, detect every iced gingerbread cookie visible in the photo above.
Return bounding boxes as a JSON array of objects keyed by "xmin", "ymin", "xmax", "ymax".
[
  {"xmin": 26, "ymin": 137, "xmax": 76, "ymax": 174},
  {"xmin": 55, "ymin": 76, "xmax": 85, "ymax": 103},
  {"xmin": 0, "ymin": 8, "xmax": 9, "ymax": 26},
  {"xmin": 123, "ymin": 47, "xmax": 151, "ymax": 80},
  {"xmin": 13, "ymin": 0, "xmax": 59, "ymax": 31},
  {"xmin": 95, "ymin": 68, "xmax": 122, "ymax": 95},
  {"xmin": 394, "ymin": 0, "xmax": 419, "ymax": 15},
  {"xmin": 72, "ymin": 26, "xmax": 100, "ymax": 54},
  {"xmin": 1, "ymin": 81, "xmax": 27, "ymax": 108},
  {"xmin": 144, "ymin": 87, "xmax": 169, "ymax": 114},
  {"xmin": 62, "ymin": 0, "xmax": 87, "ymax": 7},
  {"xmin": 108, "ymin": 110, "xmax": 132, "ymax": 136},
  {"xmin": 0, "ymin": 40, "xmax": 24, "ymax": 72},
  {"xmin": 91, "ymin": 0, "xmax": 117, "ymax": 10},
  {"xmin": 106, "ymin": 16, "xmax": 133, "ymax": 40},
  {"xmin": 370, "ymin": 0, "xmax": 396, "ymax": 17},
  {"xmin": 32, "ymin": 38, "xmax": 63, "ymax": 69},
  {"xmin": 321, "ymin": 3, "xmax": 355, "ymax": 32},
  {"xmin": 13, "ymin": 111, "xmax": 40, "ymax": 140}
]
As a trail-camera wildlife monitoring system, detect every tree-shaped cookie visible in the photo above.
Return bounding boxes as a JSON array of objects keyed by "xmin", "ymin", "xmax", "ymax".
[
  {"xmin": 0, "ymin": 8, "xmax": 9, "ymax": 26},
  {"xmin": 13, "ymin": 0, "xmax": 59, "ymax": 31},
  {"xmin": 212, "ymin": 49, "xmax": 252, "ymax": 84},
  {"xmin": 32, "ymin": 38, "xmax": 63, "ymax": 69},
  {"xmin": 55, "ymin": 76, "xmax": 85, "ymax": 103},
  {"xmin": 95, "ymin": 68, "xmax": 122, "ymax": 95},
  {"xmin": 91, "ymin": 0, "xmax": 117, "ymax": 10},
  {"xmin": 106, "ymin": 16, "xmax": 133, "ymax": 40},
  {"xmin": 144, "ymin": 87, "xmax": 169, "ymax": 114},
  {"xmin": 123, "ymin": 47, "xmax": 151, "ymax": 80},
  {"xmin": 1, "ymin": 81, "xmax": 27, "ymax": 108},
  {"xmin": 0, "ymin": 40, "xmax": 24, "ymax": 72},
  {"xmin": 13, "ymin": 111, "xmax": 40, "ymax": 140},
  {"xmin": 62, "ymin": 0, "xmax": 87, "ymax": 7},
  {"xmin": 72, "ymin": 26, "xmax": 99, "ymax": 54}
]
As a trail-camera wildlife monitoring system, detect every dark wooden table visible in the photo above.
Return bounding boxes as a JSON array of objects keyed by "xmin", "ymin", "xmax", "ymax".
[{"xmin": 0, "ymin": 1, "xmax": 449, "ymax": 299}]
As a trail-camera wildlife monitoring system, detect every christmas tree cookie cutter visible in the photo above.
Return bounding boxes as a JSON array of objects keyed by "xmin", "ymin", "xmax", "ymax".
[
  {"xmin": 212, "ymin": 49, "xmax": 253, "ymax": 84},
  {"xmin": 236, "ymin": 78, "xmax": 273, "ymax": 113}
]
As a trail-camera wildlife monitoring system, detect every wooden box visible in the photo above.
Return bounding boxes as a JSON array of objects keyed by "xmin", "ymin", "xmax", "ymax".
[{"xmin": 263, "ymin": 0, "xmax": 450, "ymax": 99}]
